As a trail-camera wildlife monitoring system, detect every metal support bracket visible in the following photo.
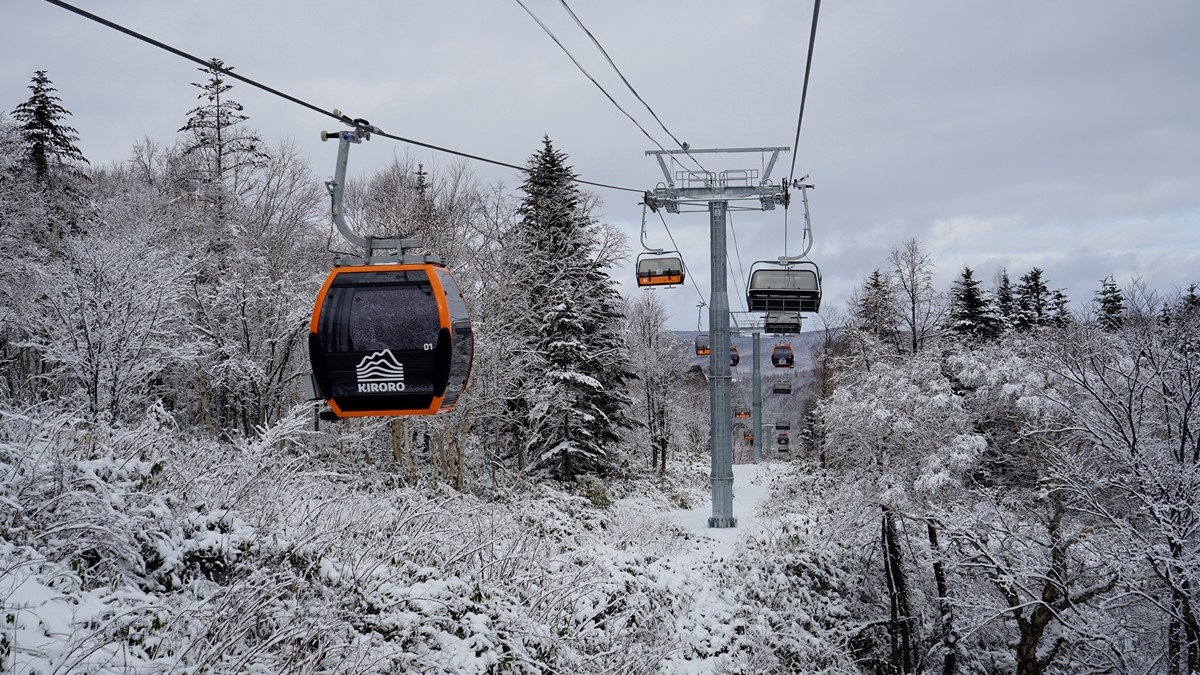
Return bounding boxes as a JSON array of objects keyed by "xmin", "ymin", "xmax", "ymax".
[{"xmin": 321, "ymin": 112, "xmax": 434, "ymax": 266}]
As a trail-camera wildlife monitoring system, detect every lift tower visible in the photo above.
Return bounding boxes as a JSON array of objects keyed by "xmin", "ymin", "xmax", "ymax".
[{"xmin": 647, "ymin": 146, "xmax": 789, "ymax": 527}]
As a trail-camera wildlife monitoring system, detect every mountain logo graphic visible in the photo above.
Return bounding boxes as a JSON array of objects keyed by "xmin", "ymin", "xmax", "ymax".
[{"xmin": 355, "ymin": 349, "xmax": 406, "ymax": 393}]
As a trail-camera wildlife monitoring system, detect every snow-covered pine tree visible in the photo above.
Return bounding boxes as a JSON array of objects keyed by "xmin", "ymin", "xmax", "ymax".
[
  {"xmin": 947, "ymin": 265, "xmax": 1001, "ymax": 341},
  {"xmin": 513, "ymin": 136, "xmax": 634, "ymax": 481},
  {"xmin": 11, "ymin": 70, "xmax": 88, "ymax": 186},
  {"xmin": 530, "ymin": 293, "xmax": 611, "ymax": 479},
  {"xmin": 10, "ymin": 70, "xmax": 90, "ymax": 252},
  {"xmin": 851, "ymin": 269, "xmax": 899, "ymax": 350},
  {"xmin": 178, "ymin": 58, "xmax": 267, "ymax": 236},
  {"xmin": 1049, "ymin": 288, "xmax": 1071, "ymax": 326},
  {"xmin": 1184, "ymin": 283, "xmax": 1200, "ymax": 313},
  {"xmin": 1014, "ymin": 267, "xmax": 1052, "ymax": 331},
  {"xmin": 1094, "ymin": 275, "xmax": 1124, "ymax": 331},
  {"xmin": 995, "ymin": 267, "xmax": 1015, "ymax": 330}
]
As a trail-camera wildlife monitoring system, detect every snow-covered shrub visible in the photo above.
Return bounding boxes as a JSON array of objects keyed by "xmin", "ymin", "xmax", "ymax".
[{"xmin": 0, "ymin": 406, "xmax": 179, "ymax": 591}]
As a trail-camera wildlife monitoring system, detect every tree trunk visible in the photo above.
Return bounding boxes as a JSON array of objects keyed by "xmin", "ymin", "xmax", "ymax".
[
  {"xmin": 1169, "ymin": 613, "xmax": 1181, "ymax": 675},
  {"xmin": 658, "ymin": 436, "xmax": 668, "ymax": 476},
  {"xmin": 406, "ymin": 421, "xmax": 417, "ymax": 484},
  {"xmin": 1015, "ymin": 493, "xmax": 1064, "ymax": 675},
  {"xmin": 1014, "ymin": 608, "xmax": 1053, "ymax": 675},
  {"xmin": 196, "ymin": 365, "xmax": 215, "ymax": 438},
  {"xmin": 390, "ymin": 418, "xmax": 402, "ymax": 463},
  {"xmin": 882, "ymin": 507, "xmax": 914, "ymax": 673},
  {"xmin": 927, "ymin": 521, "xmax": 957, "ymax": 675},
  {"xmin": 515, "ymin": 424, "xmax": 526, "ymax": 473}
]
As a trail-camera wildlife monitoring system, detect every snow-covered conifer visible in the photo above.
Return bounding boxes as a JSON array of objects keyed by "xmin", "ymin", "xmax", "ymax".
[
  {"xmin": 1093, "ymin": 275, "xmax": 1124, "ymax": 331},
  {"xmin": 1014, "ymin": 267, "xmax": 1052, "ymax": 331},
  {"xmin": 511, "ymin": 137, "xmax": 634, "ymax": 480},
  {"xmin": 11, "ymin": 70, "xmax": 88, "ymax": 186},
  {"xmin": 178, "ymin": 58, "xmax": 268, "ymax": 235},
  {"xmin": 853, "ymin": 269, "xmax": 897, "ymax": 342},
  {"xmin": 10, "ymin": 70, "xmax": 91, "ymax": 253},
  {"xmin": 947, "ymin": 265, "xmax": 1002, "ymax": 341},
  {"xmin": 995, "ymin": 267, "xmax": 1015, "ymax": 330}
]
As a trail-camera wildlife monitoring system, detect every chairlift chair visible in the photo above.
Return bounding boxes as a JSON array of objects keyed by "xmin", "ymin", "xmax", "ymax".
[
  {"xmin": 773, "ymin": 381, "xmax": 792, "ymax": 395},
  {"xmin": 734, "ymin": 406, "xmax": 751, "ymax": 419},
  {"xmin": 747, "ymin": 260, "xmax": 822, "ymax": 314},
  {"xmin": 635, "ymin": 253, "xmax": 685, "ymax": 287},
  {"xmin": 776, "ymin": 431, "xmax": 790, "ymax": 448},
  {"xmin": 730, "ymin": 345, "xmax": 741, "ymax": 367},
  {"xmin": 695, "ymin": 333, "xmax": 711, "ymax": 356},
  {"xmin": 763, "ymin": 310, "xmax": 802, "ymax": 335}
]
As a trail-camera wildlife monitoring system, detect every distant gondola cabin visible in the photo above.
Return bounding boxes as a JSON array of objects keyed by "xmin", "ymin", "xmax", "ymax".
[{"xmin": 771, "ymin": 342, "xmax": 795, "ymax": 369}]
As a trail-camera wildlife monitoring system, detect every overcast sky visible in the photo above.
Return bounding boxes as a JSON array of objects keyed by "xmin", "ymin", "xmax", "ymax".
[{"xmin": 6, "ymin": 0, "xmax": 1199, "ymax": 330}]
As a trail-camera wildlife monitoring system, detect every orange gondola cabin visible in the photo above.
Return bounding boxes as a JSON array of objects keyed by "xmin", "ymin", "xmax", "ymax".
[
  {"xmin": 771, "ymin": 342, "xmax": 795, "ymax": 369},
  {"xmin": 309, "ymin": 262, "xmax": 473, "ymax": 417}
]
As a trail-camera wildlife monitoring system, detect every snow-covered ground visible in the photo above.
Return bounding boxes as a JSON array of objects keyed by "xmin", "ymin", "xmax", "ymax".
[
  {"xmin": 669, "ymin": 462, "xmax": 776, "ymax": 558},
  {"xmin": 3, "ymin": 406, "xmax": 854, "ymax": 674}
]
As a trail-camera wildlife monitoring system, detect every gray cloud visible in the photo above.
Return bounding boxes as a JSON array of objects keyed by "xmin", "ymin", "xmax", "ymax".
[{"xmin": 6, "ymin": 0, "xmax": 1198, "ymax": 329}]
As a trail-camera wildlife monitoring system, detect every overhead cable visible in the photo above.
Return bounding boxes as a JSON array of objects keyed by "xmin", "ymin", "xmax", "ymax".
[
  {"xmin": 656, "ymin": 209, "xmax": 707, "ymax": 305},
  {"xmin": 554, "ymin": 0, "xmax": 709, "ymax": 175},
  {"xmin": 726, "ymin": 209, "xmax": 750, "ymax": 314},
  {"xmin": 512, "ymin": 0, "xmax": 682, "ymax": 168},
  {"xmin": 42, "ymin": 0, "xmax": 643, "ymax": 195},
  {"xmin": 786, "ymin": 0, "xmax": 822, "ymax": 186}
]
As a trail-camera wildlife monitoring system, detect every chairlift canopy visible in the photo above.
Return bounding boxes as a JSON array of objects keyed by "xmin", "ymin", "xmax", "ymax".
[
  {"xmin": 764, "ymin": 310, "xmax": 802, "ymax": 335},
  {"xmin": 747, "ymin": 260, "xmax": 822, "ymax": 313},
  {"xmin": 635, "ymin": 253, "xmax": 685, "ymax": 287}
]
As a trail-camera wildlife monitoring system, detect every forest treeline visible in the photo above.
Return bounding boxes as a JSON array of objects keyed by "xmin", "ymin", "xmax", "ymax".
[
  {"xmin": 0, "ymin": 65, "xmax": 709, "ymax": 488},
  {"xmin": 794, "ymin": 238, "xmax": 1200, "ymax": 673}
]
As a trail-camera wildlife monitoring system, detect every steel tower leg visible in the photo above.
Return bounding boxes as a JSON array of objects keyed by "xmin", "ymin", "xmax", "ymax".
[
  {"xmin": 708, "ymin": 200, "xmax": 736, "ymax": 528},
  {"xmin": 752, "ymin": 330, "xmax": 762, "ymax": 463}
]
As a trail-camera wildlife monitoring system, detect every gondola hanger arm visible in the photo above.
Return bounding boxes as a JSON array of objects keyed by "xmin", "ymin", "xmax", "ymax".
[{"xmin": 321, "ymin": 112, "xmax": 427, "ymax": 263}]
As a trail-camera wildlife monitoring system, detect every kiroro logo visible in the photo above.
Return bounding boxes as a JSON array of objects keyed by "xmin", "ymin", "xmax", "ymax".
[{"xmin": 356, "ymin": 349, "xmax": 406, "ymax": 393}]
